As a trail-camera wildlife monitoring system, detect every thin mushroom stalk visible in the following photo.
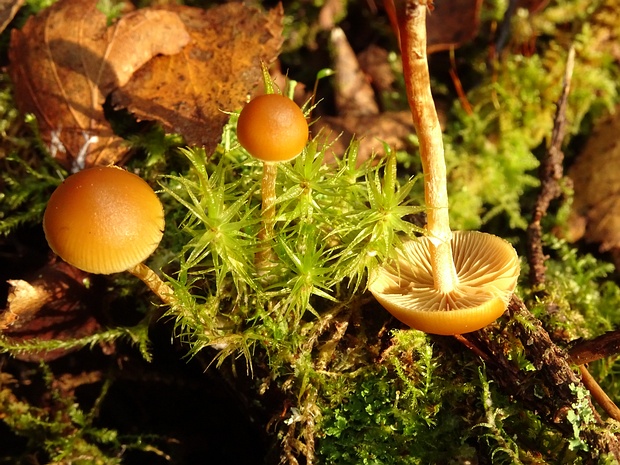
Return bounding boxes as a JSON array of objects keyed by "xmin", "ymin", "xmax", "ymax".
[
  {"xmin": 370, "ymin": 0, "xmax": 520, "ymax": 335},
  {"xmin": 396, "ymin": 0, "xmax": 458, "ymax": 292},
  {"xmin": 256, "ymin": 162, "xmax": 279, "ymax": 268},
  {"xmin": 127, "ymin": 263, "xmax": 177, "ymax": 307}
]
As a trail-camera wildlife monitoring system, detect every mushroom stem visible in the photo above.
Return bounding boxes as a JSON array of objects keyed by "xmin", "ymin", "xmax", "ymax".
[
  {"xmin": 397, "ymin": 0, "xmax": 458, "ymax": 293},
  {"xmin": 260, "ymin": 162, "xmax": 278, "ymax": 239},
  {"xmin": 127, "ymin": 262, "xmax": 177, "ymax": 307},
  {"xmin": 255, "ymin": 162, "xmax": 278, "ymax": 271}
]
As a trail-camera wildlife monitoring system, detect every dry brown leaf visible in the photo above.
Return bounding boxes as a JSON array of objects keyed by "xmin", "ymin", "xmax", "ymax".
[
  {"xmin": 1, "ymin": 261, "xmax": 100, "ymax": 362},
  {"xmin": 315, "ymin": 111, "xmax": 415, "ymax": 164},
  {"xmin": 1, "ymin": 279, "xmax": 54, "ymax": 330},
  {"xmin": 567, "ymin": 108, "xmax": 620, "ymax": 253},
  {"xmin": 8, "ymin": 0, "xmax": 190, "ymax": 171},
  {"xmin": 0, "ymin": 0, "xmax": 23, "ymax": 34},
  {"xmin": 427, "ymin": 0, "xmax": 482, "ymax": 54},
  {"xmin": 112, "ymin": 3, "xmax": 284, "ymax": 154}
]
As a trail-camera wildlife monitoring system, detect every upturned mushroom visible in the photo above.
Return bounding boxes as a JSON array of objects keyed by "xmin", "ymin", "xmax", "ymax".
[
  {"xmin": 43, "ymin": 165, "xmax": 175, "ymax": 305},
  {"xmin": 369, "ymin": 1, "xmax": 520, "ymax": 335}
]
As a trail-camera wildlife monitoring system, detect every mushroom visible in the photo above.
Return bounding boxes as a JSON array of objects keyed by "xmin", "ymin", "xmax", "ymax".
[
  {"xmin": 369, "ymin": 1, "xmax": 520, "ymax": 335},
  {"xmin": 43, "ymin": 165, "xmax": 174, "ymax": 305},
  {"xmin": 236, "ymin": 91, "xmax": 309, "ymax": 270},
  {"xmin": 237, "ymin": 93, "xmax": 309, "ymax": 165},
  {"xmin": 370, "ymin": 231, "xmax": 520, "ymax": 335}
]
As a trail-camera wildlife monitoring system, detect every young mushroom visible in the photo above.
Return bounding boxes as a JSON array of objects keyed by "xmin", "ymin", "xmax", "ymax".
[
  {"xmin": 237, "ymin": 92, "xmax": 309, "ymax": 270},
  {"xmin": 369, "ymin": 1, "xmax": 520, "ymax": 335},
  {"xmin": 43, "ymin": 165, "xmax": 175, "ymax": 305}
]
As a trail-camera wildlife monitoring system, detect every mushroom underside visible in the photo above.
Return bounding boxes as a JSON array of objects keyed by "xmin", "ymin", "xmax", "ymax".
[{"xmin": 369, "ymin": 230, "xmax": 520, "ymax": 335}]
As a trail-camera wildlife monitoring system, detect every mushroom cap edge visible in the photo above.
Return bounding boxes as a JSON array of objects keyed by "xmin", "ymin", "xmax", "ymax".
[{"xmin": 369, "ymin": 230, "xmax": 520, "ymax": 335}]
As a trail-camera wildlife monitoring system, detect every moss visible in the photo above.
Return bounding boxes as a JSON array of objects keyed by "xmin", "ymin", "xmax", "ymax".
[
  {"xmin": 526, "ymin": 235, "xmax": 620, "ymax": 340},
  {"xmin": 316, "ymin": 331, "xmax": 471, "ymax": 465},
  {"xmin": 0, "ymin": 365, "xmax": 163, "ymax": 464},
  {"xmin": 440, "ymin": 0, "xmax": 620, "ymax": 231},
  {"xmin": 2, "ymin": 0, "xmax": 620, "ymax": 463}
]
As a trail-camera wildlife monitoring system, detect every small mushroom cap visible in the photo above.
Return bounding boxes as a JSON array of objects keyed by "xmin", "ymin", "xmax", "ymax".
[
  {"xmin": 43, "ymin": 166, "xmax": 165, "ymax": 275},
  {"xmin": 237, "ymin": 94, "xmax": 309, "ymax": 163},
  {"xmin": 369, "ymin": 231, "xmax": 520, "ymax": 335}
]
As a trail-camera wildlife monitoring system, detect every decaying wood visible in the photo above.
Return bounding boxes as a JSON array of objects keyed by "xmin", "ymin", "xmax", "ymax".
[
  {"xmin": 461, "ymin": 43, "xmax": 620, "ymax": 458},
  {"xmin": 462, "ymin": 296, "xmax": 620, "ymax": 459}
]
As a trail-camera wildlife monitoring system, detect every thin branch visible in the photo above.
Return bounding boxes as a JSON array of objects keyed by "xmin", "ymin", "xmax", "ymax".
[
  {"xmin": 569, "ymin": 330, "xmax": 620, "ymax": 365},
  {"xmin": 579, "ymin": 364, "xmax": 620, "ymax": 422},
  {"xmin": 526, "ymin": 46, "xmax": 575, "ymax": 288}
]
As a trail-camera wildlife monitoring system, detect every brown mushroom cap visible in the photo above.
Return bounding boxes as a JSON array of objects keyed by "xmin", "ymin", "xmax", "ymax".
[
  {"xmin": 236, "ymin": 94, "xmax": 309, "ymax": 163},
  {"xmin": 369, "ymin": 231, "xmax": 520, "ymax": 335},
  {"xmin": 43, "ymin": 166, "xmax": 165, "ymax": 275}
]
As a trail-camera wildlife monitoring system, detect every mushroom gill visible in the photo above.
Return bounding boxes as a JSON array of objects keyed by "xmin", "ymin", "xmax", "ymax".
[{"xmin": 369, "ymin": 231, "xmax": 520, "ymax": 335}]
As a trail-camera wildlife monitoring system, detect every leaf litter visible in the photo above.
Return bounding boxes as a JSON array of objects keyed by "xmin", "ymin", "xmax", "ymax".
[
  {"xmin": 112, "ymin": 2, "xmax": 284, "ymax": 155},
  {"xmin": 8, "ymin": 0, "xmax": 190, "ymax": 171},
  {"xmin": 8, "ymin": 0, "xmax": 283, "ymax": 170}
]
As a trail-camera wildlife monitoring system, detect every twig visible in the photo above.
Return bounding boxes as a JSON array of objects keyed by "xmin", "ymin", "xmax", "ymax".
[
  {"xmin": 579, "ymin": 364, "xmax": 620, "ymax": 422},
  {"xmin": 569, "ymin": 330, "xmax": 620, "ymax": 365},
  {"xmin": 526, "ymin": 46, "xmax": 575, "ymax": 288},
  {"xmin": 520, "ymin": 45, "xmax": 620, "ymax": 425},
  {"xmin": 449, "ymin": 50, "xmax": 473, "ymax": 115}
]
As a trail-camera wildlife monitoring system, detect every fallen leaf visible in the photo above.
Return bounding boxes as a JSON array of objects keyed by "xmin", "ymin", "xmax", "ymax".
[
  {"xmin": 1, "ymin": 260, "xmax": 100, "ymax": 362},
  {"xmin": 0, "ymin": 0, "xmax": 23, "ymax": 34},
  {"xmin": 8, "ymin": 0, "xmax": 190, "ymax": 171},
  {"xmin": 427, "ymin": 0, "xmax": 482, "ymax": 54},
  {"xmin": 315, "ymin": 111, "xmax": 415, "ymax": 164},
  {"xmin": 567, "ymin": 108, "xmax": 620, "ymax": 254},
  {"xmin": 2, "ymin": 279, "xmax": 53, "ymax": 330},
  {"xmin": 112, "ymin": 3, "xmax": 284, "ymax": 155}
]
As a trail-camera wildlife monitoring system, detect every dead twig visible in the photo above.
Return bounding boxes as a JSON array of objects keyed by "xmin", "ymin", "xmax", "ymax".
[
  {"xmin": 521, "ymin": 44, "xmax": 620, "ymax": 427},
  {"xmin": 526, "ymin": 46, "xmax": 575, "ymax": 289},
  {"xmin": 569, "ymin": 330, "xmax": 620, "ymax": 365},
  {"xmin": 579, "ymin": 364, "xmax": 620, "ymax": 423}
]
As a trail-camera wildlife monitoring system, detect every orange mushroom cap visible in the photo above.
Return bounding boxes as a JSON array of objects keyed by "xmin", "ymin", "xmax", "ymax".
[
  {"xmin": 43, "ymin": 166, "xmax": 165, "ymax": 275},
  {"xmin": 369, "ymin": 231, "xmax": 520, "ymax": 335},
  {"xmin": 237, "ymin": 94, "xmax": 309, "ymax": 163}
]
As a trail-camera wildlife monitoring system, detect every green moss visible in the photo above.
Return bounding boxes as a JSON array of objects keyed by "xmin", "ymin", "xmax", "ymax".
[
  {"xmin": 0, "ymin": 365, "xmax": 162, "ymax": 464},
  {"xmin": 159, "ymin": 132, "xmax": 425, "ymax": 369},
  {"xmin": 527, "ymin": 236, "xmax": 620, "ymax": 340},
  {"xmin": 441, "ymin": 0, "xmax": 619, "ymax": 231},
  {"xmin": 2, "ymin": 0, "xmax": 620, "ymax": 462},
  {"xmin": 316, "ymin": 331, "xmax": 471, "ymax": 465}
]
